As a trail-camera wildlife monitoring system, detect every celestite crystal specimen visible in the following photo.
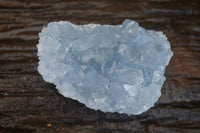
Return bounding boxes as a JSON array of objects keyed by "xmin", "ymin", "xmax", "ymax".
[{"xmin": 37, "ymin": 19, "xmax": 173, "ymax": 115}]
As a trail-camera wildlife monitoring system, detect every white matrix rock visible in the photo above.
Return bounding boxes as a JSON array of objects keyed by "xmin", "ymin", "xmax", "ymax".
[{"xmin": 37, "ymin": 19, "xmax": 173, "ymax": 115}]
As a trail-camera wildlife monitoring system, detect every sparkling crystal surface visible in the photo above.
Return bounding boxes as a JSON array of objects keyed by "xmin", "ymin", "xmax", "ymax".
[{"xmin": 37, "ymin": 19, "xmax": 173, "ymax": 115}]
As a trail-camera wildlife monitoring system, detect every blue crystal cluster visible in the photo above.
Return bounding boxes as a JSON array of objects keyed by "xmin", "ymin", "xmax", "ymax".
[{"xmin": 37, "ymin": 19, "xmax": 173, "ymax": 115}]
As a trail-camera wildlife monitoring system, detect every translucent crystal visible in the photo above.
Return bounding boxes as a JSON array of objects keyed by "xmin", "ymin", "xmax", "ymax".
[{"xmin": 37, "ymin": 19, "xmax": 173, "ymax": 115}]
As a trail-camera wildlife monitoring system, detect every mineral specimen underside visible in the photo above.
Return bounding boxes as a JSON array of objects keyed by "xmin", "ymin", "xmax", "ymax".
[{"xmin": 37, "ymin": 19, "xmax": 173, "ymax": 115}]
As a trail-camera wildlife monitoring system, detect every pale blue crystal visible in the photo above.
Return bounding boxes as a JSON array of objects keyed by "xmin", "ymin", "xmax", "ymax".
[{"xmin": 37, "ymin": 19, "xmax": 173, "ymax": 115}]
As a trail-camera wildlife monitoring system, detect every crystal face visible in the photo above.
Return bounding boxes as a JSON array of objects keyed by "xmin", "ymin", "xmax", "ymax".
[{"xmin": 37, "ymin": 19, "xmax": 173, "ymax": 115}]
